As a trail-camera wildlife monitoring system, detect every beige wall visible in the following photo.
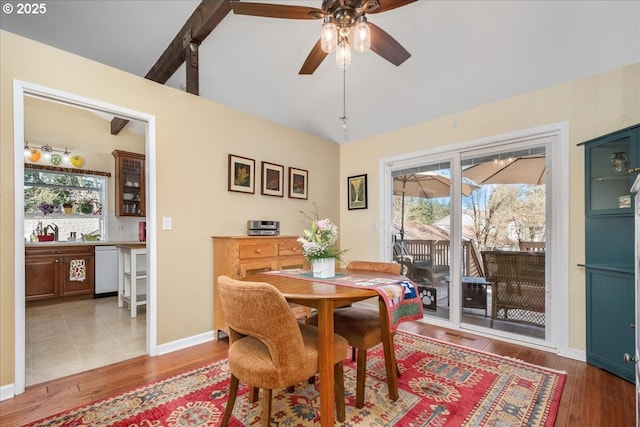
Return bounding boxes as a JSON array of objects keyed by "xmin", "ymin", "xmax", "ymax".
[
  {"xmin": 0, "ymin": 30, "xmax": 340, "ymax": 387},
  {"xmin": 339, "ymin": 62, "xmax": 640, "ymax": 351}
]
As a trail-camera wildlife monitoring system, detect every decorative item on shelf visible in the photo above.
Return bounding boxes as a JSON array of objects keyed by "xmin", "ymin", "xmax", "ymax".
[
  {"xmin": 611, "ymin": 152, "xmax": 628, "ymax": 175},
  {"xmin": 619, "ymin": 195, "xmax": 631, "ymax": 209},
  {"xmin": 297, "ymin": 203, "xmax": 346, "ymax": 278}
]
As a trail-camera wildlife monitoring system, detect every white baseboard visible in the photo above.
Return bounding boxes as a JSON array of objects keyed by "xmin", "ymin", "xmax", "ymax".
[
  {"xmin": 558, "ymin": 346, "xmax": 586, "ymax": 362},
  {"xmin": 156, "ymin": 330, "xmax": 215, "ymax": 355},
  {"xmin": 1, "ymin": 383, "xmax": 15, "ymax": 401}
]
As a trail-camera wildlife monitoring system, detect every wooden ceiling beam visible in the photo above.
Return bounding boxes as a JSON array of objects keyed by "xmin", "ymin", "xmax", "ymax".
[{"xmin": 111, "ymin": 0, "xmax": 231, "ymax": 134}]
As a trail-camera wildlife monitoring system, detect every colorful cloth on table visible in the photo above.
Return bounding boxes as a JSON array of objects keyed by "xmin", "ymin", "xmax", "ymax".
[
  {"xmin": 69, "ymin": 259, "xmax": 86, "ymax": 281},
  {"xmin": 264, "ymin": 269, "xmax": 424, "ymax": 332}
]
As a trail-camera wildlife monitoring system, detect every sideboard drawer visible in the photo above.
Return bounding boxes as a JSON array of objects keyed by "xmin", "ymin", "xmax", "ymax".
[
  {"xmin": 239, "ymin": 242, "xmax": 277, "ymax": 259},
  {"xmin": 278, "ymin": 239, "xmax": 302, "ymax": 256}
]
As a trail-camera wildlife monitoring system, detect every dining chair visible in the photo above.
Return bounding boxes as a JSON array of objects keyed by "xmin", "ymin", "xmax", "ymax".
[
  {"xmin": 309, "ymin": 260, "xmax": 401, "ymax": 409},
  {"xmin": 217, "ymin": 275, "xmax": 348, "ymax": 426}
]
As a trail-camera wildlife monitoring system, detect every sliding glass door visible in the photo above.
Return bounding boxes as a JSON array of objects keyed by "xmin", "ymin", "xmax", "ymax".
[{"xmin": 388, "ymin": 133, "xmax": 555, "ymax": 346}]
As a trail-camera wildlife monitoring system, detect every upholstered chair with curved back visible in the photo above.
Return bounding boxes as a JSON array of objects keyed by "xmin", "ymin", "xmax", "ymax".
[
  {"xmin": 217, "ymin": 275, "xmax": 348, "ymax": 426},
  {"xmin": 308, "ymin": 260, "xmax": 402, "ymax": 409}
]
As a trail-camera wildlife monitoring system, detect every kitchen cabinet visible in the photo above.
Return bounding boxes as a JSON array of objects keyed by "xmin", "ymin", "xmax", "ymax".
[
  {"xmin": 580, "ymin": 124, "xmax": 638, "ymax": 383},
  {"xmin": 112, "ymin": 150, "xmax": 145, "ymax": 217},
  {"xmin": 25, "ymin": 245, "xmax": 95, "ymax": 301},
  {"xmin": 212, "ymin": 235, "xmax": 307, "ymax": 340}
]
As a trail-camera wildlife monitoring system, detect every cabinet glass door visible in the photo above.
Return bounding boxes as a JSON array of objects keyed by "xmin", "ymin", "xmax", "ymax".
[{"xmin": 586, "ymin": 129, "xmax": 636, "ymax": 215}]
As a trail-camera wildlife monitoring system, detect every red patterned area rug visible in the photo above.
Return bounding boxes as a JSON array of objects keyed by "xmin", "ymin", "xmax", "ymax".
[{"xmin": 24, "ymin": 330, "xmax": 565, "ymax": 426}]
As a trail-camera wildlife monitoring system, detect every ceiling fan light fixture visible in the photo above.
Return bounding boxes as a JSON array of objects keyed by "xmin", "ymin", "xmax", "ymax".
[
  {"xmin": 353, "ymin": 16, "xmax": 371, "ymax": 53},
  {"xmin": 321, "ymin": 17, "xmax": 338, "ymax": 53},
  {"xmin": 336, "ymin": 37, "xmax": 352, "ymax": 69}
]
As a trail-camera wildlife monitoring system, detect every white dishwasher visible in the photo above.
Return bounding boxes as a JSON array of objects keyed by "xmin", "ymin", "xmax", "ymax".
[{"xmin": 95, "ymin": 245, "xmax": 118, "ymax": 297}]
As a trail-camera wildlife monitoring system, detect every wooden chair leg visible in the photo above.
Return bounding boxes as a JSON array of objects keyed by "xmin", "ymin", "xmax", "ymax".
[
  {"xmin": 351, "ymin": 346, "xmax": 356, "ymax": 362},
  {"xmin": 249, "ymin": 386, "xmax": 259, "ymax": 403},
  {"xmin": 286, "ymin": 385, "xmax": 295, "ymax": 393},
  {"xmin": 334, "ymin": 361, "xmax": 346, "ymax": 423},
  {"xmin": 261, "ymin": 388, "xmax": 272, "ymax": 427},
  {"xmin": 222, "ymin": 374, "xmax": 240, "ymax": 426},
  {"xmin": 355, "ymin": 348, "xmax": 367, "ymax": 409}
]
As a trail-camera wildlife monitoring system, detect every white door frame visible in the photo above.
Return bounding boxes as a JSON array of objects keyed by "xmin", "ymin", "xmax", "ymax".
[
  {"xmin": 12, "ymin": 80, "xmax": 158, "ymax": 395},
  {"xmin": 379, "ymin": 122, "xmax": 570, "ymax": 354}
]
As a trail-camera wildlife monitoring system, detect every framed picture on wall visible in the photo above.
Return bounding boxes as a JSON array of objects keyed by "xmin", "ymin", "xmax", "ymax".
[
  {"xmin": 228, "ymin": 154, "xmax": 255, "ymax": 194},
  {"xmin": 261, "ymin": 161, "xmax": 284, "ymax": 197},
  {"xmin": 348, "ymin": 174, "xmax": 368, "ymax": 210},
  {"xmin": 288, "ymin": 167, "xmax": 308, "ymax": 199}
]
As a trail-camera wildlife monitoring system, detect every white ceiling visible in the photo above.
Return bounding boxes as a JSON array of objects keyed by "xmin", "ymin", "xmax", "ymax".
[{"xmin": 1, "ymin": 0, "xmax": 638, "ymax": 144}]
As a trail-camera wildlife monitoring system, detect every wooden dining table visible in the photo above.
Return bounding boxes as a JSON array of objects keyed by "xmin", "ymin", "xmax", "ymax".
[{"xmin": 243, "ymin": 268, "xmax": 401, "ymax": 427}]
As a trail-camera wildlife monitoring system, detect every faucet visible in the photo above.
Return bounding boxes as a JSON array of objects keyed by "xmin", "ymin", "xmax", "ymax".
[{"xmin": 45, "ymin": 223, "xmax": 59, "ymax": 241}]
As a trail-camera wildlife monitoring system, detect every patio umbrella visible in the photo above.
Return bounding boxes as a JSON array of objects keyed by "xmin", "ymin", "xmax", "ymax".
[
  {"xmin": 393, "ymin": 172, "xmax": 478, "ymax": 241},
  {"xmin": 462, "ymin": 155, "xmax": 546, "ymax": 185}
]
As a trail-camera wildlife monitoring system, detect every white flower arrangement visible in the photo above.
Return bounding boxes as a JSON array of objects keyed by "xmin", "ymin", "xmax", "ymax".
[{"xmin": 298, "ymin": 205, "xmax": 346, "ymax": 262}]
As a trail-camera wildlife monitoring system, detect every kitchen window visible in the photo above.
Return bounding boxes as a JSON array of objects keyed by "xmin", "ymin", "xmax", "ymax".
[{"xmin": 24, "ymin": 166, "xmax": 109, "ymax": 242}]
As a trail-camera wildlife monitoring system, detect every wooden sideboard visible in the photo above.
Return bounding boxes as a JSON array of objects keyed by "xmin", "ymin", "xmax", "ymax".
[{"xmin": 212, "ymin": 235, "xmax": 307, "ymax": 340}]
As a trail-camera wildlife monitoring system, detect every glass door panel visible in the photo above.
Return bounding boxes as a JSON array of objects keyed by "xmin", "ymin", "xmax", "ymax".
[
  {"xmin": 392, "ymin": 162, "xmax": 452, "ymax": 321},
  {"xmin": 460, "ymin": 145, "xmax": 547, "ymax": 341}
]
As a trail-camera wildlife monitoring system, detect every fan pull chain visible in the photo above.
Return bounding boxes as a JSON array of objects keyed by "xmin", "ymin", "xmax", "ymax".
[{"xmin": 340, "ymin": 66, "xmax": 348, "ymax": 130}]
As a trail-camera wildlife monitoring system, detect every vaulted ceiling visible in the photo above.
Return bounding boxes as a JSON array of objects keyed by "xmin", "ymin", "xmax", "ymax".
[{"xmin": 1, "ymin": 0, "xmax": 638, "ymax": 143}]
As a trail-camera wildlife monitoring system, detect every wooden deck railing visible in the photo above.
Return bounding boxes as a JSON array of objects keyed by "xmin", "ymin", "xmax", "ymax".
[{"xmin": 398, "ymin": 239, "xmax": 483, "ymax": 277}]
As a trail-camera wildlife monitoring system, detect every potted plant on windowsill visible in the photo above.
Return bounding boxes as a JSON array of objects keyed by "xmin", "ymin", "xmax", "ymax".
[
  {"xmin": 79, "ymin": 198, "xmax": 94, "ymax": 215},
  {"xmin": 62, "ymin": 201, "xmax": 74, "ymax": 214}
]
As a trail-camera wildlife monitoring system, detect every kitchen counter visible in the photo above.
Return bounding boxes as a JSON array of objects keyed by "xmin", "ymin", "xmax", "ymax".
[{"xmin": 25, "ymin": 240, "xmax": 144, "ymax": 248}]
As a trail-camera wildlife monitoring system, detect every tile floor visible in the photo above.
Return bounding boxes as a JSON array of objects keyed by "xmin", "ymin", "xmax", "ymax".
[{"xmin": 25, "ymin": 296, "xmax": 146, "ymax": 386}]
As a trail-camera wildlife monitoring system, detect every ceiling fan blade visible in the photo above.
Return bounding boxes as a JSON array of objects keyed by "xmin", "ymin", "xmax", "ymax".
[
  {"xmin": 299, "ymin": 38, "xmax": 328, "ymax": 75},
  {"xmin": 369, "ymin": 22, "xmax": 411, "ymax": 66},
  {"xmin": 370, "ymin": 0, "xmax": 417, "ymax": 14},
  {"xmin": 230, "ymin": 1, "xmax": 323, "ymax": 19}
]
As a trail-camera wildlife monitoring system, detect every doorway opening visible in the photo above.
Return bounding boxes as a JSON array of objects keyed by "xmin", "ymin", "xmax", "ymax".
[{"xmin": 13, "ymin": 80, "xmax": 157, "ymax": 395}]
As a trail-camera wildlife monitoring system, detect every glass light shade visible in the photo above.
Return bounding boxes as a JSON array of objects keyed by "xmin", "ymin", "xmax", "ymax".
[
  {"xmin": 41, "ymin": 145, "xmax": 52, "ymax": 160},
  {"xmin": 321, "ymin": 20, "xmax": 337, "ymax": 53},
  {"xmin": 336, "ymin": 39, "xmax": 351, "ymax": 69},
  {"xmin": 23, "ymin": 142, "xmax": 30, "ymax": 157},
  {"xmin": 63, "ymin": 149, "xmax": 71, "ymax": 163},
  {"xmin": 353, "ymin": 19, "xmax": 371, "ymax": 52}
]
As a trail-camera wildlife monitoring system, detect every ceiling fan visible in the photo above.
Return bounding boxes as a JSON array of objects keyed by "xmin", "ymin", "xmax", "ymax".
[{"xmin": 230, "ymin": 0, "xmax": 416, "ymax": 74}]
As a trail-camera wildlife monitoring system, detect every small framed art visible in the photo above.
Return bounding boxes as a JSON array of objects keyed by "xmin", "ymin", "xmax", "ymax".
[
  {"xmin": 261, "ymin": 161, "xmax": 284, "ymax": 197},
  {"xmin": 347, "ymin": 173, "xmax": 367, "ymax": 210},
  {"xmin": 288, "ymin": 167, "xmax": 308, "ymax": 199},
  {"xmin": 228, "ymin": 154, "xmax": 255, "ymax": 194}
]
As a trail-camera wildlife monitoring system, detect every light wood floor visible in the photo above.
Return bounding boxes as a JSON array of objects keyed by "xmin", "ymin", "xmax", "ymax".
[{"xmin": 0, "ymin": 321, "xmax": 634, "ymax": 426}]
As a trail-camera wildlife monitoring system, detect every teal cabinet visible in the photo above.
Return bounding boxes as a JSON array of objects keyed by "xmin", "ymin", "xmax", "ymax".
[
  {"xmin": 585, "ymin": 267, "xmax": 634, "ymax": 382},
  {"xmin": 581, "ymin": 124, "xmax": 638, "ymax": 383}
]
